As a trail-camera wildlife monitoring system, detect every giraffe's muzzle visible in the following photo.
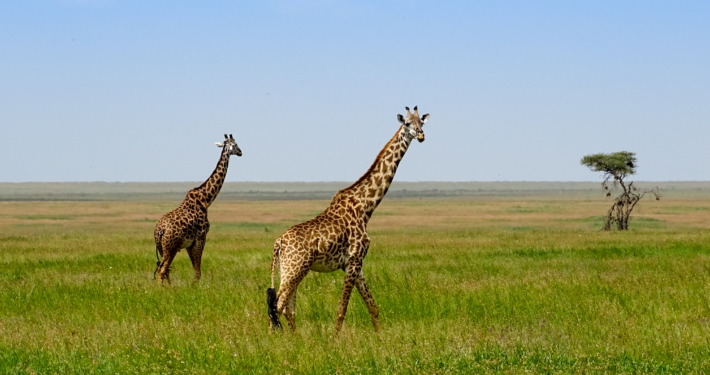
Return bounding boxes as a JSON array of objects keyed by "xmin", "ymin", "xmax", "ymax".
[{"xmin": 417, "ymin": 133, "xmax": 425, "ymax": 143}]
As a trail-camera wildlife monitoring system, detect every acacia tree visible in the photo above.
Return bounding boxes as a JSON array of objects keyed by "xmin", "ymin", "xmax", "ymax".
[{"xmin": 581, "ymin": 151, "xmax": 659, "ymax": 230}]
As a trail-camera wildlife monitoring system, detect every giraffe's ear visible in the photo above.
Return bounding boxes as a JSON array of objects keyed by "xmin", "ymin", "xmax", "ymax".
[
  {"xmin": 397, "ymin": 114, "xmax": 406, "ymax": 124},
  {"xmin": 215, "ymin": 142, "xmax": 223, "ymax": 147},
  {"xmin": 421, "ymin": 113, "xmax": 429, "ymax": 123}
]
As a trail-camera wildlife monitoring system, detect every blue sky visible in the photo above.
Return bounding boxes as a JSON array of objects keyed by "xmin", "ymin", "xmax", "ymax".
[{"xmin": 1, "ymin": 1, "xmax": 708, "ymax": 182}]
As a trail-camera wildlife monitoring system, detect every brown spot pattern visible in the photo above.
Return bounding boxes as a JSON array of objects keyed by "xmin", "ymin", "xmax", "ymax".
[
  {"xmin": 268, "ymin": 110, "xmax": 428, "ymax": 333},
  {"xmin": 154, "ymin": 143, "xmax": 236, "ymax": 284}
]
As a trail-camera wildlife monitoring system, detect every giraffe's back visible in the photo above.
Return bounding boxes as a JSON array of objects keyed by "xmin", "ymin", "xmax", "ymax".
[
  {"xmin": 276, "ymin": 212, "xmax": 350, "ymax": 273},
  {"xmin": 154, "ymin": 200, "xmax": 204, "ymax": 249}
]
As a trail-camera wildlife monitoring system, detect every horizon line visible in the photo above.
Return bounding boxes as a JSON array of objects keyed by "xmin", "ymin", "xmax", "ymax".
[{"xmin": 2, "ymin": 180, "xmax": 709, "ymax": 184}]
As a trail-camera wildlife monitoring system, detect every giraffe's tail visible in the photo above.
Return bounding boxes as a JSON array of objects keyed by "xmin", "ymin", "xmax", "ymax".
[
  {"xmin": 267, "ymin": 239, "xmax": 282, "ymax": 330},
  {"xmin": 153, "ymin": 230, "xmax": 164, "ymax": 280},
  {"xmin": 270, "ymin": 239, "xmax": 281, "ymax": 289}
]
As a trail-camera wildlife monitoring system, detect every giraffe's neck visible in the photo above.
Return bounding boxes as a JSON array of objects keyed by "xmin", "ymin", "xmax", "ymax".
[
  {"xmin": 341, "ymin": 125, "xmax": 413, "ymax": 222},
  {"xmin": 193, "ymin": 148, "xmax": 230, "ymax": 208}
]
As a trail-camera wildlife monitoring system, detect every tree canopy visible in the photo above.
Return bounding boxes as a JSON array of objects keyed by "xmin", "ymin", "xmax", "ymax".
[
  {"xmin": 581, "ymin": 151, "xmax": 636, "ymax": 177},
  {"xmin": 580, "ymin": 151, "xmax": 637, "ymax": 180}
]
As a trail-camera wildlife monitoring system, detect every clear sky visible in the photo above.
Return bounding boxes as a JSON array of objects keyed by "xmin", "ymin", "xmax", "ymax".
[{"xmin": 1, "ymin": 1, "xmax": 708, "ymax": 182}]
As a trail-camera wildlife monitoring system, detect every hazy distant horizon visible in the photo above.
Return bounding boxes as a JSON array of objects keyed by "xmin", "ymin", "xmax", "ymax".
[
  {"xmin": 4, "ymin": 180, "xmax": 709, "ymax": 201},
  {"xmin": 2, "ymin": 180, "xmax": 710, "ymax": 184}
]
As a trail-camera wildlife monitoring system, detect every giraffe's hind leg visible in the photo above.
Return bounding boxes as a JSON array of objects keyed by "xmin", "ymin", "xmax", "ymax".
[
  {"xmin": 157, "ymin": 240, "xmax": 179, "ymax": 285},
  {"xmin": 283, "ymin": 290, "xmax": 299, "ymax": 331},
  {"xmin": 276, "ymin": 255, "xmax": 313, "ymax": 331},
  {"xmin": 355, "ymin": 270, "xmax": 380, "ymax": 332},
  {"xmin": 153, "ymin": 238, "xmax": 163, "ymax": 279},
  {"xmin": 153, "ymin": 225, "xmax": 167, "ymax": 280},
  {"xmin": 277, "ymin": 278, "xmax": 304, "ymax": 331}
]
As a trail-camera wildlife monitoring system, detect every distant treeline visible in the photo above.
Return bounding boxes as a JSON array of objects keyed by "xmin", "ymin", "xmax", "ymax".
[{"xmin": 1, "ymin": 181, "xmax": 709, "ymax": 201}]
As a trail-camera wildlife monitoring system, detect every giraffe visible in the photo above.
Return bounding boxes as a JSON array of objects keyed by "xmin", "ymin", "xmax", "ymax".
[
  {"xmin": 153, "ymin": 134, "xmax": 242, "ymax": 284},
  {"xmin": 266, "ymin": 106, "xmax": 430, "ymax": 333}
]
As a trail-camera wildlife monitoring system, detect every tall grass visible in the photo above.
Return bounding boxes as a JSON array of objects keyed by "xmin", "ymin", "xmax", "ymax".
[{"xmin": 1, "ymin": 198, "xmax": 709, "ymax": 373}]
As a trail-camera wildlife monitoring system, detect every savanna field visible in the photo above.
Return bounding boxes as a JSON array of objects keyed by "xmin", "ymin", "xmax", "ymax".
[{"xmin": 2, "ymin": 185, "xmax": 710, "ymax": 374}]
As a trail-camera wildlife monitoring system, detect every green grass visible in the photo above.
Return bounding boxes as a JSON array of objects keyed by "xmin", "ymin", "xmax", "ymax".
[{"xmin": 1, "ymin": 199, "xmax": 710, "ymax": 373}]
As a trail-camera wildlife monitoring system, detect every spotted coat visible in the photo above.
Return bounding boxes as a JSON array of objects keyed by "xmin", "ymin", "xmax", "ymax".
[
  {"xmin": 154, "ymin": 134, "xmax": 241, "ymax": 284},
  {"xmin": 269, "ymin": 107, "xmax": 430, "ymax": 333}
]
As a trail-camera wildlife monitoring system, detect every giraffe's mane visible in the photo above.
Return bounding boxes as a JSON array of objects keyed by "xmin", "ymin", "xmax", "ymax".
[
  {"xmin": 194, "ymin": 148, "xmax": 227, "ymax": 192},
  {"xmin": 341, "ymin": 125, "xmax": 404, "ymax": 193}
]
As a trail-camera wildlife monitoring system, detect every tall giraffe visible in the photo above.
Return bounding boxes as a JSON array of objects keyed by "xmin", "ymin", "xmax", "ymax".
[
  {"xmin": 153, "ymin": 134, "xmax": 242, "ymax": 284},
  {"xmin": 266, "ymin": 106, "xmax": 430, "ymax": 333}
]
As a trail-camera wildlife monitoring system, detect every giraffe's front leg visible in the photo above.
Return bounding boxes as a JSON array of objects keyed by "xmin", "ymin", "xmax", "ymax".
[
  {"xmin": 187, "ymin": 235, "xmax": 207, "ymax": 282},
  {"xmin": 335, "ymin": 261, "xmax": 361, "ymax": 334}
]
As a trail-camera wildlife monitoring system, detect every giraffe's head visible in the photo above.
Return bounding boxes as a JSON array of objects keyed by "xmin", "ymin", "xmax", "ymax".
[
  {"xmin": 214, "ymin": 134, "xmax": 242, "ymax": 157},
  {"xmin": 397, "ymin": 106, "xmax": 429, "ymax": 143}
]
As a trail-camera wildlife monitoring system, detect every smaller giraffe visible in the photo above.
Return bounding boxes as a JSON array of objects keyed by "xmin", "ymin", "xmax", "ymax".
[{"xmin": 153, "ymin": 134, "xmax": 242, "ymax": 284}]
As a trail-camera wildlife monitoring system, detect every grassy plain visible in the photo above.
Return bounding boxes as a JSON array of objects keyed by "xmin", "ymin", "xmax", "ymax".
[{"xmin": 1, "ymin": 190, "xmax": 710, "ymax": 373}]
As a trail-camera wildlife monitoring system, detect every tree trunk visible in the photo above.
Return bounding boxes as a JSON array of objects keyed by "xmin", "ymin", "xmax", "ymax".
[{"xmin": 600, "ymin": 179, "xmax": 658, "ymax": 231}]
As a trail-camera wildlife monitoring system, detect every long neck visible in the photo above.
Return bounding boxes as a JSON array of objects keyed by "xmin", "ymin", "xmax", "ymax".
[
  {"xmin": 342, "ymin": 125, "xmax": 413, "ymax": 221},
  {"xmin": 194, "ymin": 148, "xmax": 230, "ymax": 208}
]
